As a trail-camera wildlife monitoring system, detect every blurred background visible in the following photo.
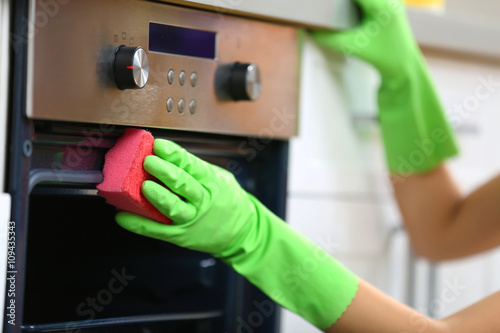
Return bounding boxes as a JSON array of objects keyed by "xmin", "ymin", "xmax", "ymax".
[{"xmin": 283, "ymin": 0, "xmax": 500, "ymax": 331}]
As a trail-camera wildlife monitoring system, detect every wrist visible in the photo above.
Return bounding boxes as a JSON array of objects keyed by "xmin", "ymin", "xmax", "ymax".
[{"xmin": 220, "ymin": 195, "xmax": 359, "ymax": 329}]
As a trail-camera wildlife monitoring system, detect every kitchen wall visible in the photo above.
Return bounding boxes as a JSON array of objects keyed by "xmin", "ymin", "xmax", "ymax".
[{"xmin": 281, "ymin": 33, "xmax": 500, "ymax": 332}]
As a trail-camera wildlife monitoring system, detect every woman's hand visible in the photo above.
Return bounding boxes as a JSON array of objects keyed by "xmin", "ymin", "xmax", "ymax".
[
  {"xmin": 312, "ymin": 0, "xmax": 458, "ymax": 174},
  {"xmin": 116, "ymin": 138, "xmax": 257, "ymax": 258},
  {"xmin": 116, "ymin": 139, "xmax": 359, "ymax": 330}
]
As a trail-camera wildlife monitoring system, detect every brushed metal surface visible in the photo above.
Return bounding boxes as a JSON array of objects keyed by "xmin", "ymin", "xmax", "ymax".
[
  {"xmin": 132, "ymin": 47, "xmax": 149, "ymax": 88},
  {"xmin": 27, "ymin": 0, "xmax": 300, "ymax": 139}
]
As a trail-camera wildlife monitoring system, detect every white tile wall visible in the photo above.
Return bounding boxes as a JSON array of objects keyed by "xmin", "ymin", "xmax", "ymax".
[{"xmin": 288, "ymin": 36, "xmax": 392, "ymax": 197}]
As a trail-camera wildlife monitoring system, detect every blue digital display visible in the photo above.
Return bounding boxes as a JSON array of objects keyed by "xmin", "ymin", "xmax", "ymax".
[{"xmin": 149, "ymin": 22, "xmax": 216, "ymax": 59}]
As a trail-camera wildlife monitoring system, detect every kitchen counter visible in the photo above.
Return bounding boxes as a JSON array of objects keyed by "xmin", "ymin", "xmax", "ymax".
[
  {"xmin": 408, "ymin": 7, "xmax": 500, "ymax": 61},
  {"xmin": 159, "ymin": 0, "xmax": 500, "ymax": 61},
  {"xmin": 157, "ymin": 0, "xmax": 360, "ymax": 29}
]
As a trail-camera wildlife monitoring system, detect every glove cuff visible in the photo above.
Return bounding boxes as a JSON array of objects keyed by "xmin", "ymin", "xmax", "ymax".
[{"xmin": 222, "ymin": 195, "xmax": 360, "ymax": 329}]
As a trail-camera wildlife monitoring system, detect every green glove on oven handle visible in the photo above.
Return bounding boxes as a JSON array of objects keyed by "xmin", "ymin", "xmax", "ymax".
[
  {"xmin": 116, "ymin": 139, "xmax": 358, "ymax": 330},
  {"xmin": 312, "ymin": 0, "xmax": 459, "ymax": 175}
]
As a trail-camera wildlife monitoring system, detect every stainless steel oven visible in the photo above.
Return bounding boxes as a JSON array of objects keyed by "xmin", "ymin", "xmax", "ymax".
[{"xmin": 6, "ymin": 0, "xmax": 300, "ymax": 332}]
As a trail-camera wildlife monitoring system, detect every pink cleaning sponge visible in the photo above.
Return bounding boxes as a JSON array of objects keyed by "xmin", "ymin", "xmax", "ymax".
[{"xmin": 97, "ymin": 128, "xmax": 172, "ymax": 224}]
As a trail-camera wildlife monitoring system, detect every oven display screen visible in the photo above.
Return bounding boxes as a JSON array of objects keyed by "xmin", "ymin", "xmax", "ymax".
[{"xmin": 149, "ymin": 23, "xmax": 217, "ymax": 59}]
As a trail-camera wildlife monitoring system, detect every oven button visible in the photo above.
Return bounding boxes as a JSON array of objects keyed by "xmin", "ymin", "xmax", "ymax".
[
  {"xmin": 168, "ymin": 70, "xmax": 175, "ymax": 85},
  {"xmin": 215, "ymin": 62, "xmax": 261, "ymax": 101},
  {"xmin": 179, "ymin": 70, "xmax": 187, "ymax": 86},
  {"xmin": 113, "ymin": 46, "xmax": 149, "ymax": 90},
  {"xmin": 189, "ymin": 99, "xmax": 197, "ymax": 115},
  {"xmin": 178, "ymin": 98, "xmax": 186, "ymax": 114},
  {"xmin": 190, "ymin": 72, "xmax": 198, "ymax": 87},
  {"xmin": 166, "ymin": 97, "xmax": 174, "ymax": 113}
]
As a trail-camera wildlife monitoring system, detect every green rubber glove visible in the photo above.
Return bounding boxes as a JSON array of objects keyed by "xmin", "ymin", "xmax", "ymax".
[
  {"xmin": 312, "ymin": 0, "xmax": 459, "ymax": 174},
  {"xmin": 116, "ymin": 139, "xmax": 358, "ymax": 329}
]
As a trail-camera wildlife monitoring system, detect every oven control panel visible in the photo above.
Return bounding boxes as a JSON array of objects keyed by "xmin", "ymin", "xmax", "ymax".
[{"xmin": 27, "ymin": 0, "xmax": 299, "ymax": 139}]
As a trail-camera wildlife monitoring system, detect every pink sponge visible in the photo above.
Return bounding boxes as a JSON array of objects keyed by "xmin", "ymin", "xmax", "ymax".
[{"xmin": 97, "ymin": 128, "xmax": 172, "ymax": 224}]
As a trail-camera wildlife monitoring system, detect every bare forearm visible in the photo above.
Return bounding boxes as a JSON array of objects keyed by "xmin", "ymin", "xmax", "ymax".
[
  {"xmin": 325, "ymin": 280, "xmax": 447, "ymax": 333},
  {"xmin": 325, "ymin": 280, "xmax": 500, "ymax": 333},
  {"xmin": 440, "ymin": 290, "xmax": 500, "ymax": 332},
  {"xmin": 392, "ymin": 164, "xmax": 500, "ymax": 260}
]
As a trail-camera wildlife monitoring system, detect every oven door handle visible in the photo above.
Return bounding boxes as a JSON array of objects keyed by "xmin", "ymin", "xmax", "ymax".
[{"xmin": 29, "ymin": 169, "xmax": 103, "ymax": 194}]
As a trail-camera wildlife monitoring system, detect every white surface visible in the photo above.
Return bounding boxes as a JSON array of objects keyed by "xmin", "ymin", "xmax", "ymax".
[
  {"xmin": 0, "ymin": 0, "xmax": 10, "ymax": 328},
  {"xmin": 446, "ymin": 0, "xmax": 500, "ymax": 17},
  {"xmin": 0, "ymin": 0, "xmax": 10, "ymax": 193},
  {"xmin": 0, "ymin": 194, "xmax": 11, "ymax": 330},
  {"xmin": 408, "ymin": 7, "xmax": 500, "ymax": 60},
  {"xmin": 288, "ymin": 38, "xmax": 392, "ymax": 197},
  {"xmin": 162, "ymin": 0, "xmax": 359, "ymax": 29},
  {"xmin": 287, "ymin": 197, "xmax": 394, "ymax": 260},
  {"xmin": 408, "ymin": 0, "xmax": 500, "ymax": 59}
]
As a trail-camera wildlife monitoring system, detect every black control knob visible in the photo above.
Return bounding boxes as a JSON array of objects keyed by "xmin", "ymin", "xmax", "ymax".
[
  {"xmin": 229, "ymin": 63, "xmax": 261, "ymax": 101},
  {"xmin": 113, "ymin": 46, "xmax": 149, "ymax": 90}
]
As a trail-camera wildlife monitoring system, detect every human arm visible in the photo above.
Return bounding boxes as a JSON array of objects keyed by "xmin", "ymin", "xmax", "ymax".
[
  {"xmin": 116, "ymin": 139, "xmax": 359, "ymax": 330},
  {"xmin": 328, "ymin": 279, "xmax": 500, "ymax": 333},
  {"xmin": 326, "ymin": 279, "xmax": 447, "ymax": 333},
  {"xmin": 441, "ymin": 290, "xmax": 500, "ymax": 332},
  {"xmin": 310, "ymin": 0, "xmax": 500, "ymax": 261},
  {"xmin": 392, "ymin": 164, "xmax": 500, "ymax": 260},
  {"xmin": 311, "ymin": 0, "xmax": 500, "ymax": 260},
  {"xmin": 116, "ymin": 139, "xmax": 500, "ymax": 332},
  {"xmin": 116, "ymin": 139, "xmax": 443, "ymax": 332},
  {"xmin": 312, "ymin": 0, "xmax": 459, "ymax": 176}
]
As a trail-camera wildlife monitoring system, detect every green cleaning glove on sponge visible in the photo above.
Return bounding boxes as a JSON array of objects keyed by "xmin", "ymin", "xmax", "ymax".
[
  {"xmin": 116, "ymin": 139, "xmax": 359, "ymax": 329},
  {"xmin": 312, "ymin": 0, "xmax": 458, "ymax": 174}
]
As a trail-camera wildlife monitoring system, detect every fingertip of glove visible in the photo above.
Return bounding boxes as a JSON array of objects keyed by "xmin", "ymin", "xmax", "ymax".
[
  {"xmin": 143, "ymin": 154, "xmax": 161, "ymax": 171},
  {"xmin": 141, "ymin": 179, "xmax": 157, "ymax": 194},
  {"xmin": 115, "ymin": 212, "xmax": 154, "ymax": 235},
  {"xmin": 153, "ymin": 138, "xmax": 183, "ymax": 155},
  {"xmin": 115, "ymin": 211, "xmax": 134, "ymax": 228}
]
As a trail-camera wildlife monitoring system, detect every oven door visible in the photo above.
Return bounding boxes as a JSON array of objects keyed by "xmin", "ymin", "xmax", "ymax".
[
  {"xmin": 12, "ymin": 125, "xmax": 289, "ymax": 333},
  {"xmin": 7, "ymin": 0, "xmax": 298, "ymax": 331}
]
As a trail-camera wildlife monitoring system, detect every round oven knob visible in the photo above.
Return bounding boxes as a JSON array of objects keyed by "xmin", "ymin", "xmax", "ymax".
[
  {"xmin": 229, "ymin": 62, "xmax": 261, "ymax": 101},
  {"xmin": 113, "ymin": 46, "xmax": 149, "ymax": 90}
]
